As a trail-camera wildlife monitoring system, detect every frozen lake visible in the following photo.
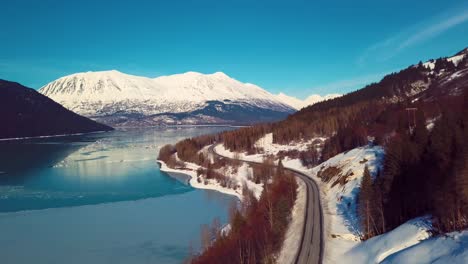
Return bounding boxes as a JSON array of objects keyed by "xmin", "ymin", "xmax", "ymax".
[{"xmin": 0, "ymin": 127, "xmax": 236, "ymax": 264}]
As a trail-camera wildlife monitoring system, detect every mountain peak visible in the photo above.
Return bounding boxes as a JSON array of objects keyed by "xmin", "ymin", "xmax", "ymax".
[
  {"xmin": 211, "ymin": 71, "xmax": 229, "ymax": 78},
  {"xmin": 180, "ymin": 71, "xmax": 203, "ymax": 76}
]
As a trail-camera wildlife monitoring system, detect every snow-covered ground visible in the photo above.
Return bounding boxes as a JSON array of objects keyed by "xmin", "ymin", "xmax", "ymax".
[
  {"xmin": 276, "ymin": 178, "xmax": 306, "ymax": 264},
  {"xmin": 158, "ymin": 160, "xmax": 242, "ymax": 199},
  {"xmin": 215, "ymin": 133, "xmax": 324, "ymax": 163},
  {"xmin": 159, "ymin": 139, "xmax": 309, "ymax": 263},
  {"xmin": 347, "ymin": 216, "xmax": 468, "ymax": 263},
  {"xmin": 158, "ymin": 150, "xmax": 263, "ymax": 200},
  {"xmin": 214, "ymin": 138, "xmax": 384, "ymax": 262},
  {"xmin": 382, "ymin": 230, "xmax": 468, "ymax": 263},
  {"xmin": 346, "ymin": 217, "xmax": 432, "ymax": 263},
  {"xmin": 215, "ymin": 133, "xmax": 468, "ymax": 263}
]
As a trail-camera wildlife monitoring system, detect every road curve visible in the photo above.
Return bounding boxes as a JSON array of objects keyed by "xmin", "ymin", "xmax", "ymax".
[{"xmin": 209, "ymin": 144, "xmax": 324, "ymax": 264}]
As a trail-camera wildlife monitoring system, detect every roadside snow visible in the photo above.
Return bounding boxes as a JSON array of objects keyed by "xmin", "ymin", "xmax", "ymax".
[
  {"xmin": 215, "ymin": 142, "xmax": 385, "ymax": 263},
  {"xmin": 215, "ymin": 135, "xmax": 468, "ymax": 263},
  {"xmin": 276, "ymin": 178, "xmax": 307, "ymax": 264}
]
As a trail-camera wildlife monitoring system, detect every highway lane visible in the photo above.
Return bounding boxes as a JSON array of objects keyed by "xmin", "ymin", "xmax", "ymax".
[{"xmin": 209, "ymin": 144, "xmax": 323, "ymax": 264}]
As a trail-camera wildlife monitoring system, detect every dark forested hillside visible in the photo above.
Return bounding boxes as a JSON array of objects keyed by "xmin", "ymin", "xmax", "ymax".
[
  {"xmin": 357, "ymin": 91, "xmax": 468, "ymax": 239},
  {"xmin": 161, "ymin": 47, "xmax": 468, "ymax": 256},
  {"xmin": 0, "ymin": 79, "xmax": 113, "ymax": 139},
  {"xmin": 220, "ymin": 48, "xmax": 468, "ymax": 160}
]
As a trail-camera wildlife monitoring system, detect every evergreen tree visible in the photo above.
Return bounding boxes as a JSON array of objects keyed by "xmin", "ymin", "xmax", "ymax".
[
  {"xmin": 372, "ymin": 170, "xmax": 386, "ymax": 235},
  {"xmin": 358, "ymin": 165, "xmax": 375, "ymax": 239},
  {"xmin": 413, "ymin": 109, "xmax": 429, "ymax": 155},
  {"xmin": 276, "ymin": 159, "xmax": 284, "ymax": 177}
]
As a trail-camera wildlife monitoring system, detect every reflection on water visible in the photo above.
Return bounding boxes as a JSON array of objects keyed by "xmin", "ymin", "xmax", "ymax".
[
  {"xmin": 0, "ymin": 126, "xmax": 235, "ymax": 212},
  {"xmin": 0, "ymin": 126, "xmax": 238, "ymax": 264}
]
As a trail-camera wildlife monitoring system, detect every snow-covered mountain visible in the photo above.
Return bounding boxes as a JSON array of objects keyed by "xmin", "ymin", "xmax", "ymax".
[
  {"xmin": 275, "ymin": 93, "xmax": 341, "ymax": 110},
  {"xmin": 39, "ymin": 71, "xmax": 295, "ymax": 126},
  {"xmin": 275, "ymin": 93, "xmax": 305, "ymax": 110}
]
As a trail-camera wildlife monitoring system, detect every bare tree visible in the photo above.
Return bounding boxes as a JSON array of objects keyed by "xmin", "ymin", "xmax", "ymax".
[{"xmin": 200, "ymin": 224, "xmax": 211, "ymax": 250}]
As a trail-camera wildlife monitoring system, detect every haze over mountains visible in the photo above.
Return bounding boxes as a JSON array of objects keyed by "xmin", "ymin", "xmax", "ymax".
[
  {"xmin": 275, "ymin": 93, "xmax": 341, "ymax": 110},
  {"xmin": 40, "ymin": 71, "xmax": 297, "ymax": 126}
]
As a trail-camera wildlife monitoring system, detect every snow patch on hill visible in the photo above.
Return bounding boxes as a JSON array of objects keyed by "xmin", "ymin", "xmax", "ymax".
[{"xmin": 422, "ymin": 50, "xmax": 466, "ymax": 70}]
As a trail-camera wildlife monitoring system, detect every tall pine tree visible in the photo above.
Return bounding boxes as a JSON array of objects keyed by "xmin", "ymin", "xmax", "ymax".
[{"xmin": 358, "ymin": 165, "xmax": 375, "ymax": 239}]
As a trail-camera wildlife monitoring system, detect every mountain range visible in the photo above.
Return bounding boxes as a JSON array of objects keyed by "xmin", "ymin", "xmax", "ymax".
[{"xmin": 40, "ymin": 71, "xmax": 297, "ymax": 126}]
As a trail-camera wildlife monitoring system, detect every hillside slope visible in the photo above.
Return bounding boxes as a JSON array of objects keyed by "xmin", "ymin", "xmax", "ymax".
[{"xmin": 0, "ymin": 80, "xmax": 113, "ymax": 139}]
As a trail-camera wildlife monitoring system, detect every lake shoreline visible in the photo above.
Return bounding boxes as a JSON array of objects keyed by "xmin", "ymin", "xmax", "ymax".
[
  {"xmin": 157, "ymin": 160, "xmax": 242, "ymax": 200},
  {"xmin": 0, "ymin": 130, "xmax": 111, "ymax": 142}
]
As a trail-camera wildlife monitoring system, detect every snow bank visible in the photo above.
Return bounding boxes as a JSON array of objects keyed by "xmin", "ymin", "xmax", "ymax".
[
  {"xmin": 346, "ymin": 216, "xmax": 468, "ymax": 264},
  {"xmin": 382, "ymin": 230, "xmax": 468, "ymax": 264},
  {"xmin": 345, "ymin": 217, "xmax": 432, "ymax": 263},
  {"xmin": 276, "ymin": 178, "xmax": 307, "ymax": 264},
  {"xmin": 283, "ymin": 146, "xmax": 384, "ymax": 263}
]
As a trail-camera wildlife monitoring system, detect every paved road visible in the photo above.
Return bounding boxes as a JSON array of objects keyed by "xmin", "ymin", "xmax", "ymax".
[{"xmin": 209, "ymin": 145, "xmax": 324, "ymax": 264}]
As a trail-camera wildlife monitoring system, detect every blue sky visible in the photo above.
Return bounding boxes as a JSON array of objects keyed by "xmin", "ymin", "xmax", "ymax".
[{"xmin": 1, "ymin": 0, "xmax": 467, "ymax": 99}]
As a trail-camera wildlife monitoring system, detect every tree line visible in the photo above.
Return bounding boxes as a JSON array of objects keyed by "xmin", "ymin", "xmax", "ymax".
[
  {"xmin": 358, "ymin": 91, "xmax": 468, "ymax": 239},
  {"xmin": 190, "ymin": 160, "xmax": 297, "ymax": 264}
]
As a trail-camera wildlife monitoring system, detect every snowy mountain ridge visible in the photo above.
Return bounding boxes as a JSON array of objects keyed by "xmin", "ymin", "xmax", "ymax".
[
  {"xmin": 276, "ymin": 92, "xmax": 342, "ymax": 110},
  {"xmin": 421, "ymin": 48, "xmax": 467, "ymax": 70},
  {"xmin": 39, "ymin": 70, "xmax": 295, "ymax": 126}
]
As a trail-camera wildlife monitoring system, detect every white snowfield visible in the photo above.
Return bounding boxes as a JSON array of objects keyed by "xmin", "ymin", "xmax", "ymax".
[
  {"xmin": 214, "ymin": 133, "xmax": 468, "ymax": 264},
  {"xmin": 39, "ymin": 70, "xmax": 293, "ymax": 116},
  {"xmin": 275, "ymin": 92, "xmax": 342, "ymax": 110}
]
